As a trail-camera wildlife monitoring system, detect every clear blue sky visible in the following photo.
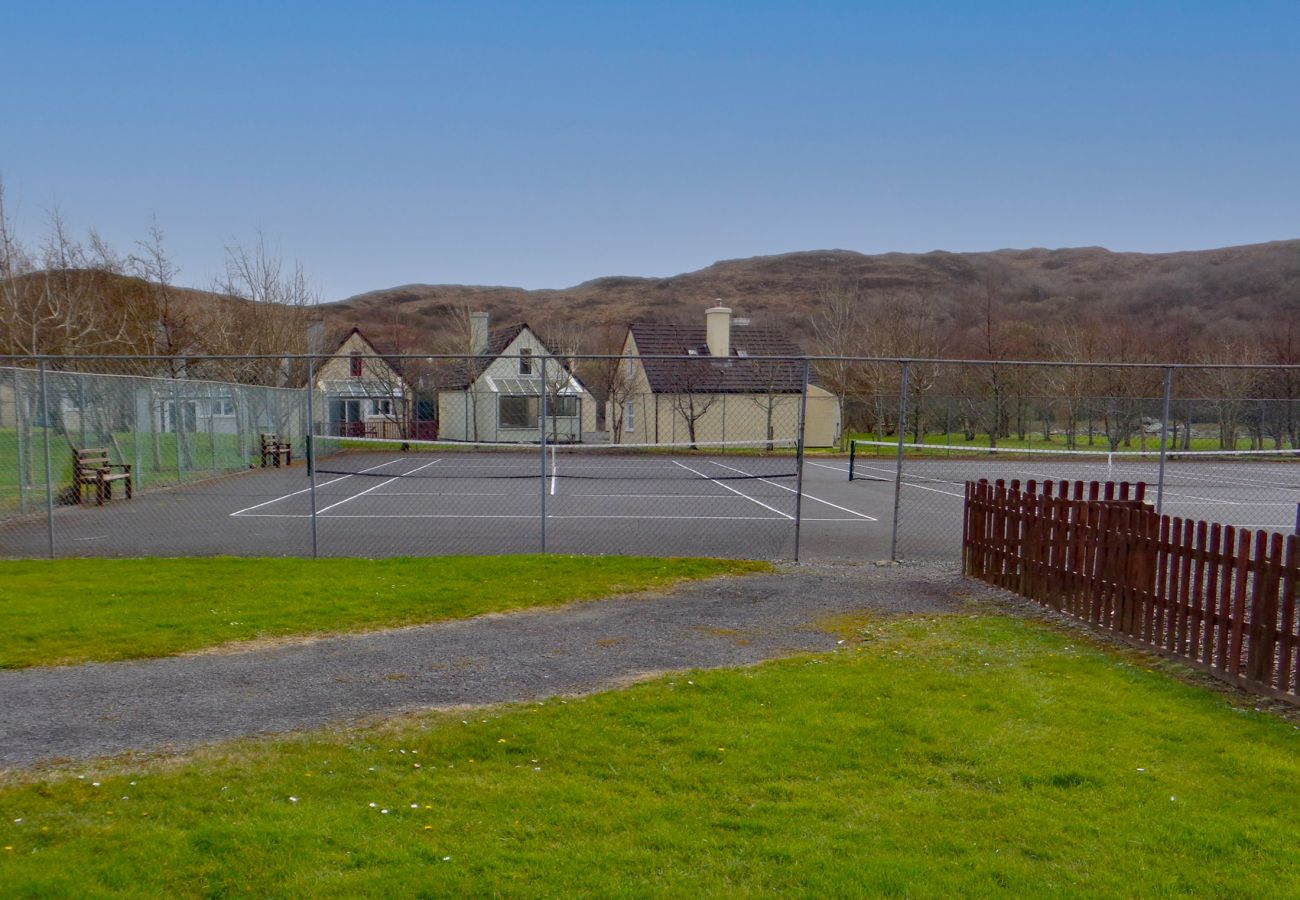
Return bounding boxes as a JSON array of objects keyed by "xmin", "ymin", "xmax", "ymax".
[{"xmin": 3, "ymin": 1, "xmax": 1297, "ymax": 301}]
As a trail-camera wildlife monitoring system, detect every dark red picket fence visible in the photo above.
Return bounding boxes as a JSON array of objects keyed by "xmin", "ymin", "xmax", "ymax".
[{"xmin": 964, "ymin": 478, "xmax": 1299, "ymax": 704}]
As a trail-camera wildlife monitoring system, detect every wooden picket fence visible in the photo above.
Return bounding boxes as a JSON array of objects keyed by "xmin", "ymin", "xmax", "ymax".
[{"xmin": 963, "ymin": 478, "xmax": 1300, "ymax": 703}]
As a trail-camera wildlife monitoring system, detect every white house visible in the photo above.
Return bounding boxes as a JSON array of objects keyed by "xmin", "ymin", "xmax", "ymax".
[
  {"xmin": 314, "ymin": 327, "xmax": 413, "ymax": 439},
  {"xmin": 436, "ymin": 315, "xmax": 597, "ymax": 443},
  {"xmin": 608, "ymin": 306, "xmax": 841, "ymax": 448}
]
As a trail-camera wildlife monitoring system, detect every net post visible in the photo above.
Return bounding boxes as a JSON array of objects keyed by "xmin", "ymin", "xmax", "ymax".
[
  {"xmin": 1155, "ymin": 366, "xmax": 1174, "ymax": 516},
  {"xmin": 39, "ymin": 360, "xmax": 55, "ymax": 559},
  {"xmin": 890, "ymin": 360, "xmax": 910, "ymax": 562},
  {"xmin": 539, "ymin": 356, "xmax": 548, "ymax": 553},
  {"xmin": 793, "ymin": 359, "xmax": 810, "ymax": 562},
  {"xmin": 848, "ymin": 436, "xmax": 856, "ymax": 481},
  {"xmin": 306, "ymin": 357, "xmax": 319, "ymax": 558}
]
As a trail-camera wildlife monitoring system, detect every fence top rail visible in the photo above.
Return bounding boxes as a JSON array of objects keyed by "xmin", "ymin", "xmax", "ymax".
[
  {"xmin": 3, "ymin": 354, "xmax": 1300, "ymax": 371},
  {"xmin": 0, "ymin": 364, "xmax": 307, "ymax": 394}
]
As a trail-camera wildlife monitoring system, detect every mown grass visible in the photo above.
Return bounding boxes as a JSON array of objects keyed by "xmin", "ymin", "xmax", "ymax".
[
  {"xmin": 1, "ymin": 613, "xmax": 1295, "ymax": 896},
  {"xmin": 0, "ymin": 427, "xmax": 253, "ymax": 517},
  {"xmin": 0, "ymin": 556, "xmax": 769, "ymax": 669}
]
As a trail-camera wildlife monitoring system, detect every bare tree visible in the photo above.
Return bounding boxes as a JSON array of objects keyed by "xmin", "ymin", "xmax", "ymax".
[
  {"xmin": 664, "ymin": 359, "xmax": 722, "ymax": 448},
  {"xmin": 810, "ymin": 283, "xmax": 867, "ymax": 448},
  {"xmin": 129, "ymin": 218, "xmax": 189, "ymax": 371},
  {"xmin": 204, "ymin": 232, "xmax": 316, "ymax": 387}
]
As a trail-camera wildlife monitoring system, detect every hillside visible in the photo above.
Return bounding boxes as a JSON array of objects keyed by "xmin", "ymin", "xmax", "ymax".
[{"xmin": 320, "ymin": 241, "xmax": 1300, "ymax": 357}]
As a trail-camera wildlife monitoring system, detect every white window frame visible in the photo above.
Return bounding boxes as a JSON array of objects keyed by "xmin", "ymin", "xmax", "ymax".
[{"xmin": 625, "ymin": 401, "xmax": 635, "ymax": 433}]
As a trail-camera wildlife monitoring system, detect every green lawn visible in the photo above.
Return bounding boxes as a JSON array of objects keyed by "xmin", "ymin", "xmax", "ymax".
[
  {"xmin": 0, "ymin": 557, "xmax": 769, "ymax": 669},
  {"xmin": 0, "ymin": 427, "xmax": 255, "ymax": 519},
  {"xmin": 1, "ymin": 613, "xmax": 1295, "ymax": 896}
]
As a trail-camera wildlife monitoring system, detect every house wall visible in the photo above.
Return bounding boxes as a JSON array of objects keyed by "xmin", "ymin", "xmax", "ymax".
[
  {"xmin": 0, "ymin": 378, "xmax": 13, "ymax": 428},
  {"xmin": 606, "ymin": 332, "xmax": 839, "ymax": 447},
  {"xmin": 437, "ymin": 328, "xmax": 597, "ymax": 443},
  {"xmin": 314, "ymin": 331, "xmax": 410, "ymax": 432},
  {"xmin": 804, "ymin": 384, "xmax": 840, "ymax": 447}
]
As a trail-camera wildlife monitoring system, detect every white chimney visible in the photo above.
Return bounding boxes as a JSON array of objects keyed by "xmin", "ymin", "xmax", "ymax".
[
  {"xmin": 705, "ymin": 305, "xmax": 731, "ymax": 358},
  {"xmin": 470, "ymin": 311, "xmax": 489, "ymax": 355},
  {"xmin": 306, "ymin": 319, "xmax": 325, "ymax": 356}
]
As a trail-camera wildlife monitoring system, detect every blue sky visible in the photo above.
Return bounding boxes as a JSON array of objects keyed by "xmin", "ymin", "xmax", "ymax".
[{"xmin": 2, "ymin": 1, "xmax": 1297, "ymax": 300}]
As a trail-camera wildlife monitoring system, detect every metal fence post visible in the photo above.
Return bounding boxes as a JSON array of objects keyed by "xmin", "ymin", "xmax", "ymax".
[
  {"xmin": 14, "ymin": 366, "xmax": 28, "ymax": 513},
  {"xmin": 306, "ymin": 358, "xmax": 319, "ymax": 558},
  {"xmin": 889, "ymin": 360, "xmax": 910, "ymax": 561},
  {"xmin": 793, "ymin": 360, "xmax": 810, "ymax": 562},
  {"xmin": 171, "ymin": 378, "xmax": 183, "ymax": 483},
  {"xmin": 539, "ymin": 356, "xmax": 548, "ymax": 553},
  {"xmin": 1156, "ymin": 366, "xmax": 1174, "ymax": 516},
  {"xmin": 39, "ymin": 361, "xmax": 55, "ymax": 559}
]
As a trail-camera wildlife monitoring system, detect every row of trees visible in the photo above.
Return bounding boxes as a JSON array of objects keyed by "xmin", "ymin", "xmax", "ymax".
[
  {"xmin": 807, "ymin": 280, "xmax": 1300, "ymax": 450},
  {"xmin": 0, "ymin": 178, "xmax": 314, "ymax": 386}
]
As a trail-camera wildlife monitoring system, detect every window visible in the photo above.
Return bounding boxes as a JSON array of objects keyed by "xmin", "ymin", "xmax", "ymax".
[
  {"xmin": 625, "ymin": 401, "xmax": 635, "ymax": 433},
  {"xmin": 213, "ymin": 400, "xmax": 235, "ymax": 416},
  {"xmin": 350, "ymin": 353, "xmax": 363, "ymax": 377},
  {"xmin": 550, "ymin": 396, "xmax": 579, "ymax": 417},
  {"xmin": 371, "ymin": 399, "xmax": 393, "ymax": 416},
  {"xmin": 519, "ymin": 348, "xmax": 532, "ymax": 375},
  {"xmin": 625, "ymin": 357, "xmax": 635, "ymax": 378},
  {"xmin": 500, "ymin": 395, "xmax": 538, "ymax": 428}
]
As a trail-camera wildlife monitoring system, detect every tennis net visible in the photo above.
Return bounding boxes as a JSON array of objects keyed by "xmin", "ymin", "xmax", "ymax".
[
  {"xmin": 309, "ymin": 435, "xmax": 802, "ymax": 482},
  {"xmin": 847, "ymin": 439, "xmax": 1300, "ymax": 490}
]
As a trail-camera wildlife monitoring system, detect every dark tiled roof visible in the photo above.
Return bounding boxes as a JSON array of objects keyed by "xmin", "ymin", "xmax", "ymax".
[{"xmin": 628, "ymin": 323, "xmax": 812, "ymax": 394}]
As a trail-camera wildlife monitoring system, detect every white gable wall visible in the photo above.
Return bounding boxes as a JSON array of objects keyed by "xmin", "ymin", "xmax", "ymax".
[{"xmin": 437, "ymin": 326, "xmax": 598, "ymax": 442}]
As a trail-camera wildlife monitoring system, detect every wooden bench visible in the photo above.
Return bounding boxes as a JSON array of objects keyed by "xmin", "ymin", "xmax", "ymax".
[
  {"xmin": 260, "ymin": 433, "xmax": 292, "ymax": 468},
  {"xmin": 73, "ymin": 448, "xmax": 133, "ymax": 506}
]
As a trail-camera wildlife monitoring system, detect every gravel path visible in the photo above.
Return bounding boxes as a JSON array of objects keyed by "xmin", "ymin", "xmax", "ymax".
[{"xmin": 0, "ymin": 562, "xmax": 978, "ymax": 770}]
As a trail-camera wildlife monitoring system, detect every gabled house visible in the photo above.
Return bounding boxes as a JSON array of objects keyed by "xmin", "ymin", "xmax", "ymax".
[
  {"xmin": 313, "ymin": 327, "xmax": 413, "ymax": 439},
  {"xmin": 610, "ymin": 306, "xmax": 840, "ymax": 447},
  {"xmin": 436, "ymin": 313, "xmax": 597, "ymax": 443}
]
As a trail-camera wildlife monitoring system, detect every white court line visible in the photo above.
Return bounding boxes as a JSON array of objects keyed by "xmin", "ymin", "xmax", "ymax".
[
  {"xmin": 225, "ymin": 512, "xmax": 872, "ymax": 522},
  {"xmin": 229, "ymin": 458, "xmax": 409, "ymax": 516},
  {"xmin": 313, "ymin": 459, "xmax": 444, "ymax": 514},
  {"xmin": 708, "ymin": 461, "xmax": 877, "ymax": 521},
  {"xmin": 848, "ymin": 462, "xmax": 966, "ymax": 498},
  {"xmin": 368, "ymin": 491, "xmax": 514, "ymax": 497},
  {"xmin": 670, "ymin": 461, "xmax": 794, "ymax": 519},
  {"xmin": 569, "ymin": 493, "xmax": 761, "ymax": 499}
]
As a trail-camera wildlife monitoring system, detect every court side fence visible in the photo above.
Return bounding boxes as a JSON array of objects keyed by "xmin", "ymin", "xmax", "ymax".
[
  {"xmin": 0, "ymin": 353, "xmax": 1297, "ymax": 562},
  {"xmin": 964, "ymin": 478, "xmax": 1300, "ymax": 704}
]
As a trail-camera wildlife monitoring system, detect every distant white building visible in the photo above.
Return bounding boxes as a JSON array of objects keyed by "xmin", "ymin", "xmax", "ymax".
[
  {"xmin": 313, "ymin": 327, "xmax": 413, "ymax": 439},
  {"xmin": 436, "ymin": 314, "xmax": 597, "ymax": 443}
]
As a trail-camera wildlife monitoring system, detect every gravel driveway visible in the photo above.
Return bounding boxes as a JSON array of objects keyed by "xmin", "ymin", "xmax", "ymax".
[{"xmin": 0, "ymin": 562, "xmax": 979, "ymax": 770}]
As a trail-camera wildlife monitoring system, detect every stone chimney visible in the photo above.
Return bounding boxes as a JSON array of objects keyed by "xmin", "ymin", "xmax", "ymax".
[
  {"xmin": 705, "ymin": 304, "xmax": 731, "ymax": 358},
  {"xmin": 470, "ymin": 311, "xmax": 489, "ymax": 355}
]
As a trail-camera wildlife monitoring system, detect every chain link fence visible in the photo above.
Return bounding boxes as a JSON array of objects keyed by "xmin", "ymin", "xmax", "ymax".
[{"xmin": 1, "ymin": 355, "xmax": 1297, "ymax": 563}]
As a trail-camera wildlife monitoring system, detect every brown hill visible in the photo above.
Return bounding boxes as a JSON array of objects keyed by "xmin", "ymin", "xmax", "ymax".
[{"xmin": 321, "ymin": 241, "xmax": 1300, "ymax": 359}]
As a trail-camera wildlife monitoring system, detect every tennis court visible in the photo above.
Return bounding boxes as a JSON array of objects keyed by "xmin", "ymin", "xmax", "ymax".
[
  {"xmin": 3, "ymin": 435, "xmax": 1297, "ymax": 562},
  {"xmin": 0, "ymin": 440, "xmax": 887, "ymax": 560},
  {"xmin": 846, "ymin": 440, "xmax": 1300, "ymax": 559}
]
